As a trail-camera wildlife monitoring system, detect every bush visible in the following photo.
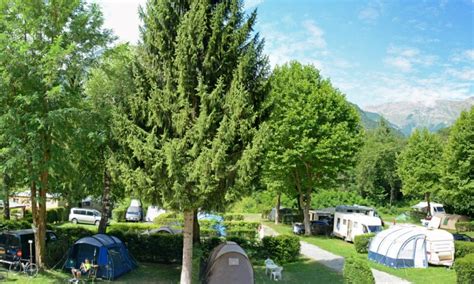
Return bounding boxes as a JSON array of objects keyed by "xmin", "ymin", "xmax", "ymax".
[
  {"xmin": 354, "ymin": 233, "xmax": 375, "ymax": 253},
  {"xmin": 54, "ymin": 227, "xmax": 96, "ymax": 245},
  {"xmin": 456, "ymin": 221, "xmax": 474, "ymax": 233},
  {"xmin": 153, "ymin": 212, "xmax": 183, "ymax": 227},
  {"xmin": 110, "ymin": 230, "xmax": 183, "ymax": 263},
  {"xmin": 108, "ymin": 222, "xmax": 159, "ymax": 233},
  {"xmin": 223, "ymin": 221, "xmax": 259, "ymax": 231},
  {"xmin": 0, "ymin": 220, "xmax": 32, "ymax": 230},
  {"xmin": 201, "ymin": 237, "xmax": 224, "ymax": 260},
  {"xmin": 47, "ymin": 207, "xmax": 68, "ymax": 224},
  {"xmin": 223, "ymin": 214, "xmax": 244, "ymax": 221},
  {"xmin": 226, "ymin": 229, "xmax": 257, "ymax": 240},
  {"xmin": 261, "ymin": 235, "xmax": 300, "ymax": 263},
  {"xmin": 45, "ymin": 239, "xmax": 69, "ymax": 268},
  {"xmin": 343, "ymin": 257, "xmax": 375, "ymax": 284},
  {"xmin": 112, "ymin": 207, "xmax": 126, "ymax": 222},
  {"xmin": 454, "ymin": 253, "xmax": 474, "ymax": 284},
  {"xmin": 455, "ymin": 241, "xmax": 474, "ymax": 258}
]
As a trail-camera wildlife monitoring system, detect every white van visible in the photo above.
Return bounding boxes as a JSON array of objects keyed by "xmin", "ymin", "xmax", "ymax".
[
  {"xmin": 333, "ymin": 212, "xmax": 382, "ymax": 242},
  {"xmin": 69, "ymin": 208, "xmax": 102, "ymax": 225},
  {"xmin": 145, "ymin": 206, "xmax": 166, "ymax": 222}
]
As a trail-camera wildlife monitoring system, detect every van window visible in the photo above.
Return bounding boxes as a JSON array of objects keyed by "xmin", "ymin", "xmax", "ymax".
[
  {"xmin": 73, "ymin": 210, "xmax": 79, "ymax": 214},
  {"xmin": 0, "ymin": 234, "xmax": 5, "ymax": 245},
  {"xmin": 86, "ymin": 211, "xmax": 94, "ymax": 216},
  {"xmin": 434, "ymin": 207, "xmax": 445, "ymax": 213}
]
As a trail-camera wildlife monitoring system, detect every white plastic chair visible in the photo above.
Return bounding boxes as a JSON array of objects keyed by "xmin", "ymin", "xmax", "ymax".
[
  {"xmin": 271, "ymin": 266, "xmax": 283, "ymax": 281},
  {"xmin": 264, "ymin": 258, "xmax": 276, "ymax": 275}
]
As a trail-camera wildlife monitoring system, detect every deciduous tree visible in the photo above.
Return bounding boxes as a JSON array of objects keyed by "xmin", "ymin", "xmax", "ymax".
[{"xmin": 263, "ymin": 62, "xmax": 362, "ymax": 236}]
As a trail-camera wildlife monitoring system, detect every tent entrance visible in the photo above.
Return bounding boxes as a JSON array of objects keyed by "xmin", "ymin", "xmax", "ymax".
[{"xmin": 414, "ymin": 238, "xmax": 425, "ymax": 268}]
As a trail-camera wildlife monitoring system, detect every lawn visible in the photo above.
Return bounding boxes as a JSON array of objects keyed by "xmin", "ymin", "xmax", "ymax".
[
  {"xmin": 254, "ymin": 258, "xmax": 343, "ymax": 284},
  {"xmin": 265, "ymin": 222, "xmax": 457, "ymax": 284}
]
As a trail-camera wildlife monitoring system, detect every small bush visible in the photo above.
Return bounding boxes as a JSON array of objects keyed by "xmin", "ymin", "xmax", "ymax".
[
  {"xmin": 223, "ymin": 221, "xmax": 259, "ymax": 231},
  {"xmin": 454, "ymin": 253, "xmax": 474, "ymax": 284},
  {"xmin": 261, "ymin": 235, "xmax": 300, "ymax": 263},
  {"xmin": 226, "ymin": 229, "xmax": 257, "ymax": 240},
  {"xmin": 223, "ymin": 214, "xmax": 244, "ymax": 221},
  {"xmin": 47, "ymin": 207, "xmax": 68, "ymax": 224},
  {"xmin": 112, "ymin": 207, "xmax": 126, "ymax": 222},
  {"xmin": 343, "ymin": 257, "xmax": 375, "ymax": 284},
  {"xmin": 455, "ymin": 241, "xmax": 474, "ymax": 259},
  {"xmin": 153, "ymin": 212, "xmax": 183, "ymax": 227},
  {"xmin": 54, "ymin": 227, "xmax": 96, "ymax": 245},
  {"xmin": 0, "ymin": 220, "xmax": 32, "ymax": 230},
  {"xmin": 456, "ymin": 221, "xmax": 474, "ymax": 233},
  {"xmin": 354, "ymin": 233, "xmax": 375, "ymax": 254}
]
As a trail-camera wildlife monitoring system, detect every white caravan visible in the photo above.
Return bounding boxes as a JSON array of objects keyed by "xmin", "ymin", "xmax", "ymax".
[
  {"xmin": 333, "ymin": 212, "xmax": 383, "ymax": 242},
  {"xmin": 412, "ymin": 202, "xmax": 445, "ymax": 216},
  {"xmin": 145, "ymin": 205, "xmax": 166, "ymax": 222}
]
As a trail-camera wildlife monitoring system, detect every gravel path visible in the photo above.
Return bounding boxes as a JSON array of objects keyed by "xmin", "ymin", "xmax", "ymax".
[{"xmin": 262, "ymin": 225, "xmax": 410, "ymax": 284}]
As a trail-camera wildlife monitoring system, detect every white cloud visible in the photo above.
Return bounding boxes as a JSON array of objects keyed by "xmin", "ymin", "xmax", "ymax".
[
  {"xmin": 358, "ymin": 7, "xmax": 380, "ymax": 22},
  {"xmin": 384, "ymin": 57, "xmax": 412, "ymax": 72},
  {"xmin": 383, "ymin": 45, "xmax": 437, "ymax": 72},
  {"xmin": 302, "ymin": 20, "xmax": 327, "ymax": 49},
  {"xmin": 446, "ymin": 67, "xmax": 474, "ymax": 81}
]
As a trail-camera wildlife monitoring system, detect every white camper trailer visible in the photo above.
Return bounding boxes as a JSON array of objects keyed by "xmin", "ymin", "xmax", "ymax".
[{"xmin": 333, "ymin": 212, "xmax": 382, "ymax": 242}]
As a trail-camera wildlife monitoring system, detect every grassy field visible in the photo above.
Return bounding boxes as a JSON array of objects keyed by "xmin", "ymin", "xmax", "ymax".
[{"xmin": 265, "ymin": 222, "xmax": 457, "ymax": 284}]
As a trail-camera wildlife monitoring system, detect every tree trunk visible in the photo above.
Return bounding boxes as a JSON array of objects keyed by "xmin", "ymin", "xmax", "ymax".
[
  {"xmin": 180, "ymin": 210, "xmax": 194, "ymax": 284},
  {"xmin": 35, "ymin": 170, "xmax": 48, "ymax": 268},
  {"xmin": 275, "ymin": 192, "xmax": 281, "ymax": 224},
  {"xmin": 302, "ymin": 192, "xmax": 312, "ymax": 236},
  {"xmin": 425, "ymin": 192, "xmax": 431, "ymax": 217},
  {"xmin": 98, "ymin": 169, "xmax": 111, "ymax": 234},
  {"xmin": 3, "ymin": 174, "xmax": 10, "ymax": 220},
  {"xmin": 192, "ymin": 209, "xmax": 200, "ymax": 244},
  {"xmin": 389, "ymin": 185, "xmax": 396, "ymax": 207}
]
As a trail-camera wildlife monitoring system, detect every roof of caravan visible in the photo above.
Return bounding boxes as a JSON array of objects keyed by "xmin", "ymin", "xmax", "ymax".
[
  {"xmin": 335, "ymin": 205, "xmax": 375, "ymax": 212},
  {"xmin": 335, "ymin": 213, "xmax": 382, "ymax": 224},
  {"xmin": 412, "ymin": 202, "xmax": 444, "ymax": 209}
]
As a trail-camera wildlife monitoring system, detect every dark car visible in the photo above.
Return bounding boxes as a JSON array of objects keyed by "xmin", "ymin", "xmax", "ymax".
[
  {"xmin": 0, "ymin": 229, "xmax": 58, "ymax": 263},
  {"xmin": 453, "ymin": 233, "xmax": 472, "ymax": 242}
]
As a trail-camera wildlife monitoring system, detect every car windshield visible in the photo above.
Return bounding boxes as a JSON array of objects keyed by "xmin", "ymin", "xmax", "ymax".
[
  {"xmin": 434, "ymin": 207, "xmax": 445, "ymax": 212},
  {"xmin": 368, "ymin": 226, "xmax": 382, "ymax": 233}
]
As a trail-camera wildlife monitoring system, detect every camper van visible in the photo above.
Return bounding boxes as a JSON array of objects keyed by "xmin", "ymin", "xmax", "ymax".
[
  {"xmin": 333, "ymin": 212, "xmax": 382, "ymax": 242},
  {"xmin": 412, "ymin": 202, "xmax": 445, "ymax": 216}
]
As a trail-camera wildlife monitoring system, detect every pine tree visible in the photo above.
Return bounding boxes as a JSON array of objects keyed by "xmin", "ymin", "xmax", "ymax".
[{"xmin": 123, "ymin": 1, "xmax": 269, "ymax": 282}]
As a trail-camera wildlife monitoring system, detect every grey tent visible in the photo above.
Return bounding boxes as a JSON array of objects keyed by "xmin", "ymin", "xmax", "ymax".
[
  {"xmin": 146, "ymin": 226, "xmax": 182, "ymax": 235},
  {"xmin": 204, "ymin": 242, "xmax": 254, "ymax": 284}
]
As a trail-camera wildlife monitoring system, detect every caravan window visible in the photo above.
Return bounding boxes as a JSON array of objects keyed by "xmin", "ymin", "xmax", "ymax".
[
  {"xmin": 368, "ymin": 226, "xmax": 382, "ymax": 233},
  {"xmin": 362, "ymin": 225, "xmax": 368, "ymax": 234},
  {"xmin": 336, "ymin": 218, "xmax": 341, "ymax": 230},
  {"xmin": 343, "ymin": 219, "xmax": 347, "ymax": 225},
  {"xmin": 434, "ymin": 207, "xmax": 445, "ymax": 213}
]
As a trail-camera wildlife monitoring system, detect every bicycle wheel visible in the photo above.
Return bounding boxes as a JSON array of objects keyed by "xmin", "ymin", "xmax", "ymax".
[
  {"xmin": 8, "ymin": 261, "xmax": 21, "ymax": 274},
  {"xmin": 24, "ymin": 263, "xmax": 38, "ymax": 277}
]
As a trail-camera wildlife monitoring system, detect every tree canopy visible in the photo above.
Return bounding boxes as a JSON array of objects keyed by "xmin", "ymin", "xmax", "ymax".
[{"xmin": 262, "ymin": 61, "xmax": 362, "ymax": 235}]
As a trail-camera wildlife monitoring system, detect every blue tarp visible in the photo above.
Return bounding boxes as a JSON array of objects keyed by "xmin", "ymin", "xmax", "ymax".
[
  {"xmin": 198, "ymin": 212, "xmax": 226, "ymax": 236},
  {"xmin": 65, "ymin": 234, "xmax": 137, "ymax": 280}
]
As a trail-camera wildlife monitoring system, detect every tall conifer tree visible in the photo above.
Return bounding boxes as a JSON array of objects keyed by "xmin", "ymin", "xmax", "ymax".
[{"xmin": 125, "ymin": 1, "xmax": 269, "ymax": 281}]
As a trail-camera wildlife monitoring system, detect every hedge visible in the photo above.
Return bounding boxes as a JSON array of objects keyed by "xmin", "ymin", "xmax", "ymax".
[
  {"xmin": 261, "ymin": 235, "xmax": 300, "ymax": 263},
  {"xmin": 0, "ymin": 219, "xmax": 32, "ymax": 231},
  {"xmin": 223, "ymin": 214, "xmax": 244, "ymax": 221},
  {"xmin": 47, "ymin": 207, "xmax": 68, "ymax": 224},
  {"xmin": 354, "ymin": 233, "xmax": 375, "ymax": 253},
  {"xmin": 54, "ymin": 227, "xmax": 96, "ymax": 245},
  {"xmin": 112, "ymin": 207, "xmax": 126, "ymax": 222},
  {"xmin": 153, "ymin": 212, "xmax": 183, "ymax": 227},
  {"xmin": 455, "ymin": 241, "xmax": 474, "ymax": 259},
  {"xmin": 454, "ymin": 253, "xmax": 474, "ymax": 284},
  {"xmin": 223, "ymin": 221, "xmax": 259, "ymax": 231},
  {"xmin": 343, "ymin": 257, "xmax": 375, "ymax": 284},
  {"xmin": 456, "ymin": 221, "xmax": 474, "ymax": 233},
  {"xmin": 226, "ymin": 229, "xmax": 257, "ymax": 240}
]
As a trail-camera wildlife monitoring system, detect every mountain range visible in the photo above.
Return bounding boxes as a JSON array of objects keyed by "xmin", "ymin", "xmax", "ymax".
[{"xmin": 359, "ymin": 97, "xmax": 474, "ymax": 136}]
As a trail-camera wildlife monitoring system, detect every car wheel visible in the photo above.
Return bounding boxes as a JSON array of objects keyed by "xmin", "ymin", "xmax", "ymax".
[
  {"xmin": 72, "ymin": 219, "xmax": 78, "ymax": 224},
  {"xmin": 95, "ymin": 220, "xmax": 100, "ymax": 226}
]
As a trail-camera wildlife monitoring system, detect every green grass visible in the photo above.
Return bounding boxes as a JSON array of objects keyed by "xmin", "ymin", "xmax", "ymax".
[
  {"xmin": 265, "ymin": 222, "xmax": 457, "ymax": 284},
  {"xmin": 254, "ymin": 258, "xmax": 343, "ymax": 284}
]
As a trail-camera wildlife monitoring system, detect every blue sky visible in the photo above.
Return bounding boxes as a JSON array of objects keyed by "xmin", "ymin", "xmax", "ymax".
[{"xmin": 96, "ymin": 0, "xmax": 474, "ymax": 107}]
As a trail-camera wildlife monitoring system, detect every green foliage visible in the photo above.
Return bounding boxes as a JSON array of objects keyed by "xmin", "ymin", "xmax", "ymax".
[
  {"xmin": 223, "ymin": 221, "xmax": 259, "ymax": 231},
  {"xmin": 455, "ymin": 241, "xmax": 474, "ymax": 259},
  {"xmin": 226, "ymin": 229, "xmax": 258, "ymax": 240},
  {"xmin": 223, "ymin": 214, "xmax": 244, "ymax": 221},
  {"xmin": 45, "ymin": 239, "xmax": 69, "ymax": 268},
  {"xmin": 54, "ymin": 227, "xmax": 96, "ymax": 245},
  {"xmin": 397, "ymin": 129, "xmax": 443, "ymax": 201},
  {"xmin": 311, "ymin": 189, "xmax": 371, "ymax": 209},
  {"xmin": 153, "ymin": 212, "xmax": 183, "ymax": 227},
  {"xmin": 456, "ymin": 222, "xmax": 474, "ymax": 233},
  {"xmin": 0, "ymin": 219, "xmax": 31, "ymax": 230},
  {"xmin": 343, "ymin": 257, "xmax": 375, "ymax": 284},
  {"xmin": 353, "ymin": 233, "xmax": 375, "ymax": 253},
  {"xmin": 46, "ymin": 207, "xmax": 68, "ymax": 224},
  {"xmin": 112, "ymin": 207, "xmax": 126, "ymax": 222},
  {"xmin": 261, "ymin": 235, "xmax": 300, "ymax": 263},
  {"xmin": 356, "ymin": 120, "xmax": 404, "ymax": 205},
  {"xmin": 440, "ymin": 107, "xmax": 474, "ymax": 216},
  {"xmin": 262, "ymin": 61, "xmax": 362, "ymax": 228},
  {"xmin": 454, "ymin": 253, "xmax": 474, "ymax": 284}
]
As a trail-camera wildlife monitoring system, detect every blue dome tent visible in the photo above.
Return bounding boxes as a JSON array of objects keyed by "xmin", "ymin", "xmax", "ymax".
[{"xmin": 64, "ymin": 234, "xmax": 137, "ymax": 280}]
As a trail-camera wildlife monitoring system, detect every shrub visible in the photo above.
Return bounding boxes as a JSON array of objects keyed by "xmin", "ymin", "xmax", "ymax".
[
  {"xmin": 223, "ymin": 214, "xmax": 244, "ymax": 221},
  {"xmin": 201, "ymin": 237, "xmax": 224, "ymax": 260},
  {"xmin": 108, "ymin": 222, "xmax": 159, "ymax": 233},
  {"xmin": 226, "ymin": 236, "xmax": 260, "ymax": 259},
  {"xmin": 456, "ymin": 221, "xmax": 474, "ymax": 233},
  {"xmin": 223, "ymin": 221, "xmax": 259, "ymax": 231},
  {"xmin": 45, "ymin": 239, "xmax": 69, "ymax": 268},
  {"xmin": 226, "ymin": 229, "xmax": 257, "ymax": 240},
  {"xmin": 47, "ymin": 207, "xmax": 68, "ymax": 224},
  {"xmin": 0, "ymin": 220, "xmax": 32, "ymax": 230},
  {"xmin": 112, "ymin": 207, "xmax": 126, "ymax": 222},
  {"xmin": 454, "ymin": 253, "xmax": 474, "ymax": 284},
  {"xmin": 354, "ymin": 233, "xmax": 375, "ymax": 253},
  {"xmin": 153, "ymin": 212, "xmax": 183, "ymax": 227},
  {"xmin": 261, "ymin": 235, "xmax": 300, "ymax": 263},
  {"xmin": 110, "ymin": 231, "xmax": 183, "ymax": 263},
  {"xmin": 54, "ymin": 227, "xmax": 96, "ymax": 245},
  {"xmin": 343, "ymin": 257, "xmax": 375, "ymax": 284},
  {"xmin": 455, "ymin": 241, "xmax": 474, "ymax": 258}
]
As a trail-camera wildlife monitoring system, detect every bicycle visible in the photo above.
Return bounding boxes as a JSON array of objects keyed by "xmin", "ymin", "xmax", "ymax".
[{"xmin": 8, "ymin": 256, "xmax": 38, "ymax": 278}]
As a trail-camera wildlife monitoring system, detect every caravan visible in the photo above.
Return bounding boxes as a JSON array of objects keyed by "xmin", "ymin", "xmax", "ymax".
[{"xmin": 333, "ymin": 212, "xmax": 382, "ymax": 242}]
